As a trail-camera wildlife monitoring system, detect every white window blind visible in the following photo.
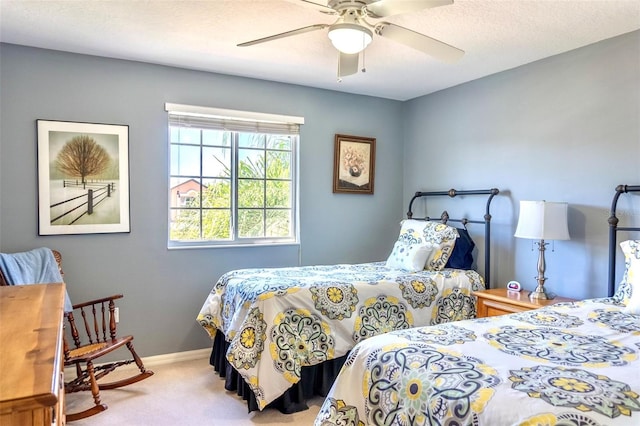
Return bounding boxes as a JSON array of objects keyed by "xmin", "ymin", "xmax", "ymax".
[{"xmin": 165, "ymin": 103, "xmax": 303, "ymax": 135}]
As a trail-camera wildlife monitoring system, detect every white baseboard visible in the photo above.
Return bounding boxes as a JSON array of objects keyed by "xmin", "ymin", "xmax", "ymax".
[
  {"xmin": 139, "ymin": 348, "xmax": 210, "ymax": 367},
  {"xmin": 64, "ymin": 347, "xmax": 210, "ymax": 376}
]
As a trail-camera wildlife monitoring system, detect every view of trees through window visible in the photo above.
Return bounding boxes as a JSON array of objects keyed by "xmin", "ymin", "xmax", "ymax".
[{"xmin": 169, "ymin": 126, "xmax": 296, "ymax": 245}]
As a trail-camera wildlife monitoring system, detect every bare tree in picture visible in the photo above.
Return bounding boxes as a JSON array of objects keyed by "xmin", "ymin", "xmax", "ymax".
[{"xmin": 55, "ymin": 135, "xmax": 112, "ymax": 183}]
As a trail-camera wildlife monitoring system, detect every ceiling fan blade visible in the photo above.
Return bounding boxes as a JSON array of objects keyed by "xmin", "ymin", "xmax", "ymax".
[
  {"xmin": 283, "ymin": 0, "xmax": 337, "ymax": 15},
  {"xmin": 238, "ymin": 24, "xmax": 329, "ymax": 47},
  {"xmin": 366, "ymin": 0, "xmax": 453, "ymax": 18},
  {"xmin": 375, "ymin": 22, "xmax": 464, "ymax": 63},
  {"xmin": 338, "ymin": 52, "xmax": 359, "ymax": 78}
]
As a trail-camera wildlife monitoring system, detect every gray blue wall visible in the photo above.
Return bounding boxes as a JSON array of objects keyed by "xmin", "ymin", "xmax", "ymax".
[
  {"xmin": 1, "ymin": 30, "xmax": 639, "ymax": 358},
  {"xmin": 0, "ymin": 44, "xmax": 404, "ymax": 356},
  {"xmin": 403, "ymin": 30, "xmax": 640, "ymax": 300}
]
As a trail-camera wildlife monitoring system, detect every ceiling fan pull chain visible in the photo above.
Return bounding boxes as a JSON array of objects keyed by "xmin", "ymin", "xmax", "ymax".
[
  {"xmin": 337, "ymin": 52, "xmax": 343, "ymax": 83},
  {"xmin": 362, "ymin": 47, "xmax": 366, "ymax": 73}
]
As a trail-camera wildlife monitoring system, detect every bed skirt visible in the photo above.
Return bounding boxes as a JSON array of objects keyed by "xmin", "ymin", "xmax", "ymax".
[{"xmin": 210, "ymin": 332, "xmax": 348, "ymax": 413}]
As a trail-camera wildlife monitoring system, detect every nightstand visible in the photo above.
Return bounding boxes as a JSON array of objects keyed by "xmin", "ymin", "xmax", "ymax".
[{"xmin": 473, "ymin": 288, "xmax": 576, "ymax": 318}]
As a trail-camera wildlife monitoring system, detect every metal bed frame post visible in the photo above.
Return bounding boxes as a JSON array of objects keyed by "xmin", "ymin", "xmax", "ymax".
[
  {"xmin": 406, "ymin": 188, "xmax": 500, "ymax": 288},
  {"xmin": 608, "ymin": 184, "xmax": 640, "ymax": 297}
]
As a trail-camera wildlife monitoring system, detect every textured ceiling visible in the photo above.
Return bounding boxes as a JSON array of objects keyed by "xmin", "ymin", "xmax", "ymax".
[{"xmin": 1, "ymin": 0, "xmax": 639, "ymax": 101}]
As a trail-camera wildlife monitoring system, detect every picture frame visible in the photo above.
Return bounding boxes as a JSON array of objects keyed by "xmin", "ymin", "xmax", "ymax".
[
  {"xmin": 37, "ymin": 120, "xmax": 130, "ymax": 235},
  {"xmin": 333, "ymin": 134, "xmax": 376, "ymax": 194}
]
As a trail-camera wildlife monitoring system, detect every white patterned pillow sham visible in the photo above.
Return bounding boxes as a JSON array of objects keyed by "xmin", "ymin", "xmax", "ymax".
[
  {"xmin": 385, "ymin": 219, "xmax": 458, "ymax": 272},
  {"xmin": 422, "ymin": 221, "xmax": 459, "ymax": 271},
  {"xmin": 386, "ymin": 220, "xmax": 432, "ymax": 272},
  {"xmin": 616, "ymin": 240, "xmax": 640, "ymax": 314},
  {"xmin": 385, "ymin": 240, "xmax": 433, "ymax": 272}
]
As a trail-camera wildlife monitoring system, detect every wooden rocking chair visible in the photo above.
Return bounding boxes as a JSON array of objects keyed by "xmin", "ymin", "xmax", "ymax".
[{"xmin": 0, "ymin": 249, "xmax": 154, "ymax": 422}]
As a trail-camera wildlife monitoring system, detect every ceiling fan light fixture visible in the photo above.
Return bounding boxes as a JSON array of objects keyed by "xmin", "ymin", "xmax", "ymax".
[{"xmin": 328, "ymin": 23, "xmax": 372, "ymax": 54}]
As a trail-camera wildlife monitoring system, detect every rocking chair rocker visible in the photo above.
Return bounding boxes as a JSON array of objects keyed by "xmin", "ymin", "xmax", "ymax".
[{"xmin": 0, "ymin": 248, "xmax": 154, "ymax": 422}]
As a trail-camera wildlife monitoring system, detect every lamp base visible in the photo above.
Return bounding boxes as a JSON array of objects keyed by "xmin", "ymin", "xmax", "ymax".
[
  {"xmin": 529, "ymin": 286, "xmax": 555, "ymax": 300},
  {"xmin": 528, "ymin": 239, "xmax": 555, "ymax": 300}
]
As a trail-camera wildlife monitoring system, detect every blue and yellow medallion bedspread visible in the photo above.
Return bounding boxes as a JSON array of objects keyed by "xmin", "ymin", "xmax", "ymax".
[
  {"xmin": 197, "ymin": 262, "xmax": 485, "ymax": 409},
  {"xmin": 315, "ymin": 298, "xmax": 640, "ymax": 425}
]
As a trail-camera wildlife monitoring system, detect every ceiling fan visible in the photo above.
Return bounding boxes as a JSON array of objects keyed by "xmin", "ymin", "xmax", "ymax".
[{"xmin": 238, "ymin": 0, "xmax": 464, "ymax": 79}]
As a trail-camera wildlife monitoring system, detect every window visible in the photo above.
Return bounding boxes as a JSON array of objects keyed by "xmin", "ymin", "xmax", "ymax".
[{"xmin": 166, "ymin": 103, "xmax": 303, "ymax": 248}]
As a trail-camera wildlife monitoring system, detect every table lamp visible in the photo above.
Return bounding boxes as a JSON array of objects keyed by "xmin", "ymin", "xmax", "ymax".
[{"xmin": 514, "ymin": 200, "xmax": 570, "ymax": 300}]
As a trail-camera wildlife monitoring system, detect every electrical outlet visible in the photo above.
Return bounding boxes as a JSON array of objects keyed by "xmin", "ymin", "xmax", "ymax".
[{"xmin": 114, "ymin": 307, "xmax": 119, "ymax": 323}]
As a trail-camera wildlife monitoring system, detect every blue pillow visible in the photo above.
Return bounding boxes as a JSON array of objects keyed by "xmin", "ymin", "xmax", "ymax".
[{"xmin": 445, "ymin": 228, "xmax": 475, "ymax": 269}]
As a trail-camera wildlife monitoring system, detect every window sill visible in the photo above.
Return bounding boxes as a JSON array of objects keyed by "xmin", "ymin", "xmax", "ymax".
[{"xmin": 167, "ymin": 241, "xmax": 300, "ymax": 250}]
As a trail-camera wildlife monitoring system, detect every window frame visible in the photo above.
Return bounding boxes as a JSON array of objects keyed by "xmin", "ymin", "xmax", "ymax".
[{"xmin": 165, "ymin": 103, "xmax": 303, "ymax": 249}]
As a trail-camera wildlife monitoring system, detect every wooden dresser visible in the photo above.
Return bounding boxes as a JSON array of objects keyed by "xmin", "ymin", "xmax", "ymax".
[{"xmin": 0, "ymin": 283, "xmax": 66, "ymax": 425}]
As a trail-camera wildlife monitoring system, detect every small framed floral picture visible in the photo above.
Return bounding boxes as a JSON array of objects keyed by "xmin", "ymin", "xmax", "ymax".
[{"xmin": 333, "ymin": 134, "xmax": 376, "ymax": 194}]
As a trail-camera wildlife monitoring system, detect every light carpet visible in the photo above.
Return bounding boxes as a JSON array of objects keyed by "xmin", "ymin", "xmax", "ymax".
[{"xmin": 65, "ymin": 355, "xmax": 323, "ymax": 425}]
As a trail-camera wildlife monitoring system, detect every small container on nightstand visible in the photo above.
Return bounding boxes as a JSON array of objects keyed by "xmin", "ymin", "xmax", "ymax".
[{"xmin": 473, "ymin": 288, "xmax": 576, "ymax": 318}]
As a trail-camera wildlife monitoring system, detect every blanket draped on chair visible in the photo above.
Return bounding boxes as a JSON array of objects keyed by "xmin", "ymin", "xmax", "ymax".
[{"xmin": 0, "ymin": 247, "xmax": 73, "ymax": 312}]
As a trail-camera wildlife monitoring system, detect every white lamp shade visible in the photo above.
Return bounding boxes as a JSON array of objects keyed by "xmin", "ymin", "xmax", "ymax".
[
  {"xmin": 514, "ymin": 201, "xmax": 570, "ymax": 241},
  {"xmin": 328, "ymin": 24, "xmax": 372, "ymax": 54}
]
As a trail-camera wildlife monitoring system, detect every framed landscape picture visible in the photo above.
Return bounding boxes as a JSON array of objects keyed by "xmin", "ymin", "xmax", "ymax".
[
  {"xmin": 333, "ymin": 134, "xmax": 376, "ymax": 194},
  {"xmin": 37, "ymin": 120, "xmax": 130, "ymax": 235}
]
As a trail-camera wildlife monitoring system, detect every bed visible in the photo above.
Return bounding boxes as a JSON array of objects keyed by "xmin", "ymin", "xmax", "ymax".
[
  {"xmin": 197, "ymin": 188, "xmax": 500, "ymax": 413},
  {"xmin": 315, "ymin": 184, "xmax": 640, "ymax": 426}
]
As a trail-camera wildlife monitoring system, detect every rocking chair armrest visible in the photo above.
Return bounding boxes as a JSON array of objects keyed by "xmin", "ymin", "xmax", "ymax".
[{"xmin": 72, "ymin": 294, "xmax": 124, "ymax": 310}]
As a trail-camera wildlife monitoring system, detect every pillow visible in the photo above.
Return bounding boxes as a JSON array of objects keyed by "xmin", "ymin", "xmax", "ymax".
[
  {"xmin": 624, "ymin": 286, "xmax": 640, "ymax": 314},
  {"xmin": 385, "ymin": 219, "xmax": 459, "ymax": 272},
  {"xmin": 613, "ymin": 240, "xmax": 639, "ymax": 304},
  {"xmin": 619, "ymin": 240, "xmax": 640, "ymax": 314},
  {"xmin": 386, "ymin": 240, "xmax": 433, "ymax": 272},
  {"xmin": 445, "ymin": 227, "xmax": 475, "ymax": 270},
  {"xmin": 421, "ymin": 221, "xmax": 459, "ymax": 271},
  {"xmin": 385, "ymin": 220, "xmax": 434, "ymax": 272}
]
